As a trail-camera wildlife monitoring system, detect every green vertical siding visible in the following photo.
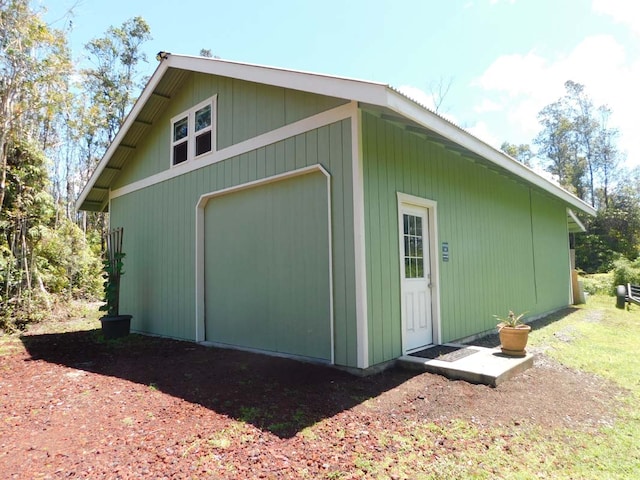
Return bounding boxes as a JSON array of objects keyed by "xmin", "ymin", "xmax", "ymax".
[
  {"xmin": 362, "ymin": 112, "xmax": 571, "ymax": 365},
  {"xmin": 530, "ymin": 190, "xmax": 571, "ymax": 311},
  {"xmin": 110, "ymin": 119, "xmax": 358, "ymax": 367},
  {"xmin": 113, "ymin": 74, "xmax": 348, "ymax": 189}
]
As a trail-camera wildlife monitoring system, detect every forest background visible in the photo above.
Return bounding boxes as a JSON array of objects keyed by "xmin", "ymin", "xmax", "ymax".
[{"xmin": 1, "ymin": 0, "xmax": 639, "ymax": 332}]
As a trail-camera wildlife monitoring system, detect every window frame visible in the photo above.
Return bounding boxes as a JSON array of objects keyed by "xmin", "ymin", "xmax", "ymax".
[{"xmin": 170, "ymin": 95, "xmax": 217, "ymax": 167}]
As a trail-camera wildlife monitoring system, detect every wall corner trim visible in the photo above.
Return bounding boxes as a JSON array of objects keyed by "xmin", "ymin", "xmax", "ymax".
[{"xmin": 351, "ymin": 103, "xmax": 369, "ymax": 369}]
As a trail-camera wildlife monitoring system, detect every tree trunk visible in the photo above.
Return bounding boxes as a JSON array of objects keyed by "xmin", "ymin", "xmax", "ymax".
[{"xmin": 0, "ymin": 134, "xmax": 8, "ymax": 217}]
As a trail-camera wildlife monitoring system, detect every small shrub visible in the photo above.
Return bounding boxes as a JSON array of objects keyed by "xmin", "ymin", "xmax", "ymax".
[{"xmin": 612, "ymin": 257, "xmax": 640, "ymax": 290}]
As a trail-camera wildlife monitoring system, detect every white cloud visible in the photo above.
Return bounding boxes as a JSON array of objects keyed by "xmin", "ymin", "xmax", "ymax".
[
  {"xmin": 397, "ymin": 85, "xmax": 436, "ymax": 110},
  {"xmin": 592, "ymin": 0, "xmax": 640, "ymax": 35},
  {"xmin": 474, "ymin": 99, "xmax": 503, "ymax": 113},
  {"xmin": 472, "ymin": 34, "xmax": 640, "ymax": 166},
  {"xmin": 465, "ymin": 121, "xmax": 501, "ymax": 148}
]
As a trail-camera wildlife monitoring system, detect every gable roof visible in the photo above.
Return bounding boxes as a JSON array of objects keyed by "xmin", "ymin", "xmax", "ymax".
[{"xmin": 76, "ymin": 53, "xmax": 596, "ymax": 218}]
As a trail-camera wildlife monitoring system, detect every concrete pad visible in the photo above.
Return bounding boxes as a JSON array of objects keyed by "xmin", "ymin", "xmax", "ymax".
[{"xmin": 397, "ymin": 343, "xmax": 534, "ymax": 387}]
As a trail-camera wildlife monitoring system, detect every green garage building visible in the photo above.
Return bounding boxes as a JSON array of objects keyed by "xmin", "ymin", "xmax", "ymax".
[{"xmin": 78, "ymin": 54, "xmax": 595, "ymax": 371}]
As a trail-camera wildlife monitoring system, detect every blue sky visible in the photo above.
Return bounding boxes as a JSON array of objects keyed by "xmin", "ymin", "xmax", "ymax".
[{"xmin": 43, "ymin": 0, "xmax": 640, "ymax": 168}]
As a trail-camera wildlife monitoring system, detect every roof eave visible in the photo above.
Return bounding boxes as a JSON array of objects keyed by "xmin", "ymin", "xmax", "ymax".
[
  {"xmin": 76, "ymin": 54, "xmax": 597, "ymax": 218},
  {"xmin": 383, "ymin": 88, "xmax": 597, "ymax": 217},
  {"xmin": 75, "ymin": 59, "xmax": 171, "ymax": 211}
]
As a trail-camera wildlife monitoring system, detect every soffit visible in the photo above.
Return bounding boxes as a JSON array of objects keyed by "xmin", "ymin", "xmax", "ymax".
[{"xmin": 78, "ymin": 67, "xmax": 190, "ymax": 211}]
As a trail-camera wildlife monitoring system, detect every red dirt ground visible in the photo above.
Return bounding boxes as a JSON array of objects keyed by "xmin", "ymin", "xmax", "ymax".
[{"xmin": 0, "ymin": 318, "xmax": 622, "ymax": 479}]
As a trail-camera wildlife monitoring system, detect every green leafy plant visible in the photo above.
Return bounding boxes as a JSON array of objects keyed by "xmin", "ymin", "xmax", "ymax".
[
  {"xmin": 493, "ymin": 310, "xmax": 527, "ymax": 329},
  {"xmin": 99, "ymin": 251, "xmax": 125, "ymax": 317}
]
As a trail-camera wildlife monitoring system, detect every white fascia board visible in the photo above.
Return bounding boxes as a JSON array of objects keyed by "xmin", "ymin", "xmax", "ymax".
[
  {"xmin": 384, "ymin": 89, "xmax": 597, "ymax": 217},
  {"xmin": 167, "ymin": 54, "xmax": 389, "ymax": 106},
  {"xmin": 568, "ymin": 209, "xmax": 587, "ymax": 232},
  {"xmin": 75, "ymin": 60, "xmax": 171, "ymax": 211}
]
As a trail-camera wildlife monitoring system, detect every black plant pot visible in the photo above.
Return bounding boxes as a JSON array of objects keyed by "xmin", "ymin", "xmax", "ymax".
[{"xmin": 100, "ymin": 314, "xmax": 132, "ymax": 339}]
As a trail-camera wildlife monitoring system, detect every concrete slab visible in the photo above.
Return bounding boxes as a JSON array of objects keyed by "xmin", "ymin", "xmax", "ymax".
[{"xmin": 397, "ymin": 343, "xmax": 534, "ymax": 387}]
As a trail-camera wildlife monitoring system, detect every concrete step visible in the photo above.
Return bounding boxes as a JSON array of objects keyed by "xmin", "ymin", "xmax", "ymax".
[{"xmin": 397, "ymin": 343, "xmax": 534, "ymax": 387}]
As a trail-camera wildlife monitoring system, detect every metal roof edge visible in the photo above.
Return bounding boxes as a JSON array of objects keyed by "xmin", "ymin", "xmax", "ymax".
[{"xmin": 383, "ymin": 88, "xmax": 597, "ymax": 217}]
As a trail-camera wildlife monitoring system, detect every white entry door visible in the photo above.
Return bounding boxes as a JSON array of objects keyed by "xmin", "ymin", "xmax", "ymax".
[{"xmin": 400, "ymin": 204, "xmax": 433, "ymax": 351}]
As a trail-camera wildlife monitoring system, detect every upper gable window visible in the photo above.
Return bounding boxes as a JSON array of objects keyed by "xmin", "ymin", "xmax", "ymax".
[{"xmin": 171, "ymin": 96, "xmax": 216, "ymax": 166}]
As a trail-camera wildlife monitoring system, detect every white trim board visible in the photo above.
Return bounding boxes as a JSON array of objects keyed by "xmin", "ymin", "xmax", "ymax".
[
  {"xmin": 194, "ymin": 164, "xmax": 335, "ymax": 364},
  {"xmin": 397, "ymin": 192, "xmax": 442, "ymax": 353},
  {"xmin": 168, "ymin": 54, "xmax": 389, "ymax": 107},
  {"xmin": 110, "ymin": 102, "xmax": 354, "ymax": 200},
  {"xmin": 350, "ymin": 105, "xmax": 369, "ymax": 369}
]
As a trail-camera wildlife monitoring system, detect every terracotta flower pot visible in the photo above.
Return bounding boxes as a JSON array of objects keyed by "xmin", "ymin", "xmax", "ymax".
[{"xmin": 498, "ymin": 325, "xmax": 531, "ymax": 357}]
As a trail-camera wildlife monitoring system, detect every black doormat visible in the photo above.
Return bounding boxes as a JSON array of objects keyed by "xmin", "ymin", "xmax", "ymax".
[{"xmin": 410, "ymin": 345, "xmax": 479, "ymax": 362}]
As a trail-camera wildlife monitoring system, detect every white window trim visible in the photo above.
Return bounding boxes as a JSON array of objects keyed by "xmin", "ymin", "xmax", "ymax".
[{"xmin": 170, "ymin": 95, "xmax": 217, "ymax": 167}]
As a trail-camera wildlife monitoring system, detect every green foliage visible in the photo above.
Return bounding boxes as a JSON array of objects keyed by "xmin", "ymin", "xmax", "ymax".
[
  {"xmin": 612, "ymin": 257, "xmax": 640, "ymax": 289},
  {"xmin": 574, "ymin": 232, "xmax": 620, "ymax": 273},
  {"xmin": 579, "ymin": 272, "xmax": 613, "ymax": 296},
  {"xmin": 83, "ymin": 16, "xmax": 151, "ymax": 145},
  {"xmin": 33, "ymin": 219, "xmax": 102, "ymax": 299},
  {"xmin": 0, "ymin": 6, "xmax": 152, "ymax": 332},
  {"xmin": 535, "ymin": 81, "xmax": 621, "ymax": 209},
  {"xmin": 532, "ymin": 81, "xmax": 639, "ymax": 275},
  {"xmin": 493, "ymin": 310, "xmax": 527, "ymax": 327},
  {"xmin": 99, "ymin": 251, "xmax": 125, "ymax": 317},
  {"xmin": 575, "ymin": 190, "xmax": 640, "ymax": 273},
  {"xmin": 500, "ymin": 141, "xmax": 533, "ymax": 166}
]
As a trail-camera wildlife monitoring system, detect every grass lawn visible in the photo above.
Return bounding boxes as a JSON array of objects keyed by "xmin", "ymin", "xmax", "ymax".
[
  {"xmin": 418, "ymin": 294, "xmax": 640, "ymax": 479},
  {"xmin": 410, "ymin": 295, "xmax": 640, "ymax": 480}
]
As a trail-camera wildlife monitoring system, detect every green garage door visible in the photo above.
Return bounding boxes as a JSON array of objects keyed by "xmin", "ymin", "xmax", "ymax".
[{"xmin": 204, "ymin": 171, "xmax": 332, "ymax": 361}]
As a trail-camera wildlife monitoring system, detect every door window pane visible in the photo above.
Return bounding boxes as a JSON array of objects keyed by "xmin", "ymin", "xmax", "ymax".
[{"xmin": 403, "ymin": 213, "xmax": 424, "ymax": 279}]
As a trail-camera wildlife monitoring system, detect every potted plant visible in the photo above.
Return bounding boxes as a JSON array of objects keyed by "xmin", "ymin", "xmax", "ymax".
[
  {"xmin": 99, "ymin": 227, "xmax": 132, "ymax": 339},
  {"xmin": 494, "ymin": 310, "xmax": 530, "ymax": 357}
]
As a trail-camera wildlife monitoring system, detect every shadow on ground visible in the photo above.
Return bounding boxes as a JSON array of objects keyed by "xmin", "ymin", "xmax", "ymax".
[
  {"xmin": 466, "ymin": 306, "xmax": 581, "ymax": 348},
  {"xmin": 20, "ymin": 330, "xmax": 416, "ymax": 439}
]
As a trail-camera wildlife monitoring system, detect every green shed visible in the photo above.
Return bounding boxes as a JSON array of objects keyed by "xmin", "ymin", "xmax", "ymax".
[{"xmin": 77, "ymin": 53, "xmax": 595, "ymax": 372}]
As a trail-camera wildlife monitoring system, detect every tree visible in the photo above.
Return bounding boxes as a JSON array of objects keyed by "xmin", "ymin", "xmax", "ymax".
[
  {"xmin": 534, "ymin": 81, "xmax": 621, "ymax": 209},
  {"xmin": 532, "ymin": 81, "xmax": 638, "ymax": 273},
  {"xmin": 77, "ymin": 17, "xmax": 151, "ymax": 239},
  {"xmin": 575, "ymin": 185, "xmax": 640, "ymax": 272},
  {"xmin": 83, "ymin": 16, "xmax": 151, "ymax": 147},
  {"xmin": 0, "ymin": 0, "xmax": 70, "ymax": 217},
  {"xmin": 428, "ymin": 75, "xmax": 454, "ymax": 114},
  {"xmin": 500, "ymin": 142, "xmax": 533, "ymax": 167},
  {"xmin": 534, "ymin": 95, "xmax": 586, "ymax": 198},
  {"xmin": 593, "ymin": 105, "xmax": 621, "ymax": 209}
]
